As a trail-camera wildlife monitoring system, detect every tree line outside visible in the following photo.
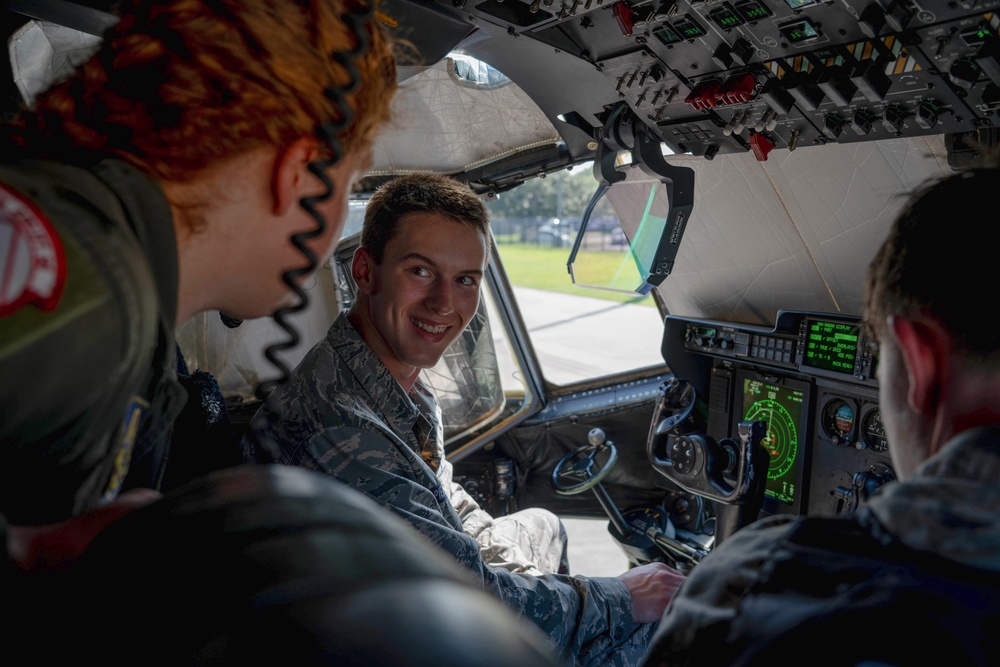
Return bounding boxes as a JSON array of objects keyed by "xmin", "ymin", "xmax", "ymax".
[{"xmin": 485, "ymin": 163, "xmax": 655, "ymax": 307}]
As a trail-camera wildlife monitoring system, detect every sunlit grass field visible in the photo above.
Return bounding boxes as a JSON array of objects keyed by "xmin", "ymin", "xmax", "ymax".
[{"xmin": 491, "ymin": 242, "xmax": 656, "ymax": 308}]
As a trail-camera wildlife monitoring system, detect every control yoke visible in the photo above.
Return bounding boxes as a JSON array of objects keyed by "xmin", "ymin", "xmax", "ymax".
[{"xmin": 648, "ymin": 380, "xmax": 769, "ymax": 504}]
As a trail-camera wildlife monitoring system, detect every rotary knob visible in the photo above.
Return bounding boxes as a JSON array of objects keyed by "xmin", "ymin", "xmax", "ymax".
[{"xmin": 949, "ymin": 58, "xmax": 981, "ymax": 89}]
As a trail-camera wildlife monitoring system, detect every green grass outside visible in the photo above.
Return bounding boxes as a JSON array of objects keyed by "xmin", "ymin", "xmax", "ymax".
[{"xmin": 493, "ymin": 242, "xmax": 656, "ymax": 307}]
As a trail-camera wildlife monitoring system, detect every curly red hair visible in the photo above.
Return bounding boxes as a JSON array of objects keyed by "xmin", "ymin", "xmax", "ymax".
[{"xmin": 8, "ymin": 0, "xmax": 396, "ymax": 182}]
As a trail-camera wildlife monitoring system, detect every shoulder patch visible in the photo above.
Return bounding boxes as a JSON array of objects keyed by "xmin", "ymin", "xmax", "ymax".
[{"xmin": 0, "ymin": 182, "xmax": 67, "ymax": 317}]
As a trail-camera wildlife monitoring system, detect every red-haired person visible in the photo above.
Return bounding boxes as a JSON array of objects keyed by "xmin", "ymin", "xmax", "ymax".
[
  {"xmin": 0, "ymin": 3, "xmax": 561, "ymax": 665},
  {"xmin": 0, "ymin": 0, "xmax": 392, "ymax": 567}
]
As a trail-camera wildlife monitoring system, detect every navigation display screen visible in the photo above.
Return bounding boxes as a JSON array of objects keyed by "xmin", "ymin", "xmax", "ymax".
[
  {"xmin": 803, "ymin": 319, "xmax": 859, "ymax": 376},
  {"xmin": 736, "ymin": 371, "xmax": 809, "ymax": 508}
]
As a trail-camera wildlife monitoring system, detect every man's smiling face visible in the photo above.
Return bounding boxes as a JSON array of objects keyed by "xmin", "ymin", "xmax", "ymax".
[{"xmin": 352, "ymin": 211, "xmax": 488, "ymax": 387}]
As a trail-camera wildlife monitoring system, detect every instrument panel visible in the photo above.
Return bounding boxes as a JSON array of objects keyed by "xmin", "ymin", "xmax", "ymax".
[
  {"xmin": 663, "ymin": 310, "xmax": 894, "ymax": 518},
  {"xmin": 425, "ymin": 0, "xmax": 1000, "ymax": 166}
]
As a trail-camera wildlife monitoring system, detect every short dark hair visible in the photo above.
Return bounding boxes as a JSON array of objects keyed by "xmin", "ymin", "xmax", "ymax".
[
  {"xmin": 863, "ymin": 167, "xmax": 1000, "ymax": 360},
  {"xmin": 361, "ymin": 172, "xmax": 491, "ymax": 263}
]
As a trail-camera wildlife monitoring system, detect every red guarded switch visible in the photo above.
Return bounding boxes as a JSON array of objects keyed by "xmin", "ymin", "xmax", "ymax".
[
  {"xmin": 613, "ymin": 2, "xmax": 635, "ymax": 36},
  {"xmin": 749, "ymin": 130, "xmax": 774, "ymax": 161},
  {"xmin": 685, "ymin": 80, "xmax": 721, "ymax": 110},
  {"xmin": 719, "ymin": 74, "xmax": 757, "ymax": 105}
]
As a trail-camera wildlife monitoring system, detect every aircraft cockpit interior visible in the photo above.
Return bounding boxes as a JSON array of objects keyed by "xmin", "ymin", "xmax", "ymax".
[{"xmin": 2, "ymin": 0, "xmax": 996, "ymax": 583}]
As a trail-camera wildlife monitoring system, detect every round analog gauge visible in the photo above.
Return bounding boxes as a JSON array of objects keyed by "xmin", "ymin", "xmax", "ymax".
[
  {"xmin": 821, "ymin": 398, "xmax": 855, "ymax": 442},
  {"xmin": 862, "ymin": 409, "xmax": 889, "ymax": 452},
  {"xmin": 743, "ymin": 399, "xmax": 798, "ymax": 480}
]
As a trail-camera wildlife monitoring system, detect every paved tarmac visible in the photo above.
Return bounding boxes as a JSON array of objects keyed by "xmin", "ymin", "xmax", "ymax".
[
  {"xmin": 563, "ymin": 517, "xmax": 632, "ymax": 577},
  {"xmin": 505, "ymin": 287, "xmax": 665, "ymax": 575},
  {"xmin": 510, "ymin": 286, "xmax": 666, "ymax": 386}
]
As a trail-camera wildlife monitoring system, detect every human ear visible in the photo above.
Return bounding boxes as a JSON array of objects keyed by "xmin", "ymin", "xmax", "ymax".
[
  {"xmin": 271, "ymin": 137, "xmax": 321, "ymax": 216},
  {"xmin": 888, "ymin": 315, "xmax": 951, "ymax": 416},
  {"xmin": 351, "ymin": 247, "xmax": 376, "ymax": 295}
]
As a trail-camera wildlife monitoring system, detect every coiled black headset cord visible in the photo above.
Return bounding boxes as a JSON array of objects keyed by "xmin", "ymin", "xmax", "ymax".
[{"xmin": 248, "ymin": 0, "xmax": 377, "ymax": 461}]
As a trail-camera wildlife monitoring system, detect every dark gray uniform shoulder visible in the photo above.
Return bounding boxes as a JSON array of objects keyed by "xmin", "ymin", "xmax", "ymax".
[{"xmin": 0, "ymin": 159, "xmax": 168, "ymax": 523}]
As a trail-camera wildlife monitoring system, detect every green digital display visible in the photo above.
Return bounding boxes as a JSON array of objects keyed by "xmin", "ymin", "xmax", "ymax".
[
  {"xmin": 739, "ymin": 374, "xmax": 806, "ymax": 506},
  {"xmin": 779, "ymin": 18, "xmax": 820, "ymax": 44},
  {"xmin": 654, "ymin": 25, "xmax": 682, "ymax": 45},
  {"xmin": 961, "ymin": 27, "xmax": 992, "ymax": 47},
  {"xmin": 803, "ymin": 319, "xmax": 859, "ymax": 376},
  {"xmin": 735, "ymin": 0, "xmax": 773, "ymax": 21},
  {"xmin": 710, "ymin": 6, "xmax": 744, "ymax": 29},
  {"xmin": 672, "ymin": 16, "xmax": 707, "ymax": 39}
]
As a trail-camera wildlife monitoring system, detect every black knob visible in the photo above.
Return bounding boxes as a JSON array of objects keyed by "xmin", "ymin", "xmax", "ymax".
[
  {"xmin": 823, "ymin": 113, "xmax": 846, "ymax": 139},
  {"xmin": 914, "ymin": 101, "xmax": 939, "ymax": 130},
  {"xmin": 882, "ymin": 105, "xmax": 905, "ymax": 134},
  {"xmin": 851, "ymin": 109, "xmax": 873, "ymax": 135},
  {"xmin": 949, "ymin": 58, "xmax": 981, "ymax": 89}
]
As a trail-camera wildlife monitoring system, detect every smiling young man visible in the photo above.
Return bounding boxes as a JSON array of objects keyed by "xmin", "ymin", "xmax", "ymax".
[{"xmin": 252, "ymin": 172, "xmax": 684, "ymax": 666}]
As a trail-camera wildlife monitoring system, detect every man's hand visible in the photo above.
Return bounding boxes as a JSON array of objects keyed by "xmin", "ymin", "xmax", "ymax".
[
  {"xmin": 617, "ymin": 561, "xmax": 686, "ymax": 623},
  {"xmin": 8, "ymin": 488, "xmax": 161, "ymax": 572}
]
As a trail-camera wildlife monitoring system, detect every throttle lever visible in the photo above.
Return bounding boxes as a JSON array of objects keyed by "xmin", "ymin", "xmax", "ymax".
[{"xmin": 644, "ymin": 526, "xmax": 707, "ymax": 567}]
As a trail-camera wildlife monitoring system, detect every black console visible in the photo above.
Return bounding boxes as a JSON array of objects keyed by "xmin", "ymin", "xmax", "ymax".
[{"xmin": 663, "ymin": 310, "xmax": 894, "ymax": 518}]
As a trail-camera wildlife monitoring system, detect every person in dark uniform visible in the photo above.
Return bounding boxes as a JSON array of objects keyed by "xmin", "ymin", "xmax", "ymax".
[
  {"xmin": 640, "ymin": 167, "xmax": 1000, "ymax": 666},
  {"xmin": 0, "ymin": 2, "xmax": 563, "ymax": 664},
  {"xmin": 1, "ymin": 0, "xmax": 395, "ymax": 549}
]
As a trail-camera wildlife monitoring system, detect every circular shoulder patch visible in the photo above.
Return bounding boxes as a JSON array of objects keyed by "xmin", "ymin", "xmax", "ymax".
[{"xmin": 0, "ymin": 182, "xmax": 67, "ymax": 317}]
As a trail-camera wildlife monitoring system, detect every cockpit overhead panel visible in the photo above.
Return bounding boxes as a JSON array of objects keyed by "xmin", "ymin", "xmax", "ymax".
[{"xmin": 424, "ymin": 0, "xmax": 1000, "ymax": 162}]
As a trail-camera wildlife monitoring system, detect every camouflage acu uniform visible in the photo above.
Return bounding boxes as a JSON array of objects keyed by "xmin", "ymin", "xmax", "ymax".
[
  {"xmin": 438, "ymin": 447, "xmax": 570, "ymax": 576},
  {"xmin": 643, "ymin": 425, "xmax": 1000, "ymax": 664},
  {"xmin": 253, "ymin": 313, "xmax": 655, "ymax": 666}
]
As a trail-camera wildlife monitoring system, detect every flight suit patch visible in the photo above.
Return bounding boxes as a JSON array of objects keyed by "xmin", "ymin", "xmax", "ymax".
[
  {"xmin": 102, "ymin": 396, "xmax": 149, "ymax": 503},
  {"xmin": 0, "ymin": 183, "xmax": 67, "ymax": 317}
]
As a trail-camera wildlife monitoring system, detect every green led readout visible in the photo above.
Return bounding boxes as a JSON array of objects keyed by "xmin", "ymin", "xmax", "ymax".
[
  {"xmin": 961, "ymin": 27, "xmax": 993, "ymax": 47},
  {"xmin": 804, "ymin": 320, "xmax": 859, "ymax": 376},
  {"xmin": 672, "ymin": 15, "xmax": 707, "ymax": 39},
  {"xmin": 779, "ymin": 18, "xmax": 820, "ymax": 44},
  {"xmin": 654, "ymin": 25, "xmax": 682, "ymax": 45},
  {"xmin": 710, "ymin": 6, "xmax": 743, "ymax": 29},
  {"xmin": 735, "ymin": 0, "xmax": 773, "ymax": 21}
]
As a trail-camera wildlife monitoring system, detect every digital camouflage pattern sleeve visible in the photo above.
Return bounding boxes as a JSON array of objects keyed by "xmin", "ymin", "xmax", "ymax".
[{"xmin": 253, "ymin": 313, "xmax": 654, "ymax": 666}]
